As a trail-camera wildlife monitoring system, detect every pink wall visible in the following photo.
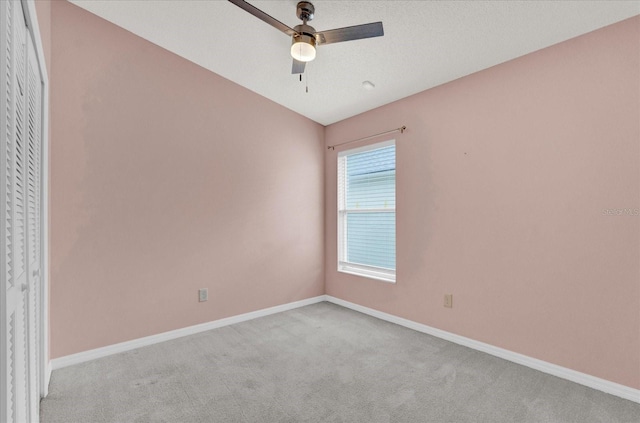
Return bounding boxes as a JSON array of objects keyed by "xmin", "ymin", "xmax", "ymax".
[
  {"xmin": 325, "ymin": 16, "xmax": 640, "ymax": 389},
  {"xmin": 49, "ymin": 1, "xmax": 324, "ymax": 358}
]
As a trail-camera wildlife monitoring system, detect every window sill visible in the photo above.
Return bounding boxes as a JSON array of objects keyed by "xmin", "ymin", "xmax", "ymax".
[{"xmin": 338, "ymin": 265, "xmax": 396, "ymax": 284}]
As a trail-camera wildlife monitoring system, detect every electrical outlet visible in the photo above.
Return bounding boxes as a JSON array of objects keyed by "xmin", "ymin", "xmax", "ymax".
[
  {"xmin": 444, "ymin": 294, "xmax": 453, "ymax": 308},
  {"xmin": 199, "ymin": 288, "xmax": 208, "ymax": 302}
]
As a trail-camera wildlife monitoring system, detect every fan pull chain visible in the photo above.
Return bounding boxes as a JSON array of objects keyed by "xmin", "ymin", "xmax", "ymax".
[{"xmin": 306, "ymin": 65, "xmax": 309, "ymax": 93}]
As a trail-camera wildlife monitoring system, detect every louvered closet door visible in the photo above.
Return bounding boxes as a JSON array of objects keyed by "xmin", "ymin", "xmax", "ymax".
[
  {"xmin": 1, "ymin": 1, "xmax": 36, "ymax": 422},
  {"xmin": 25, "ymin": 26, "xmax": 42, "ymax": 423}
]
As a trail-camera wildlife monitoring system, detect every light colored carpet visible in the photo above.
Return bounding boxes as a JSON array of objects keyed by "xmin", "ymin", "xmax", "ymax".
[{"xmin": 41, "ymin": 302, "xmax": 639, "ymax": 422}]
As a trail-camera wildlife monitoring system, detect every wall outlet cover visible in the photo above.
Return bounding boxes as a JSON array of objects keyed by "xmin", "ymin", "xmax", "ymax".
[
  {"xmin": 444, "ymin": 294, "xmax": 453, "ymax": 308},
  {"xmin": 199, "ymin": 288, "xmax": 208, "ymax": 302}
]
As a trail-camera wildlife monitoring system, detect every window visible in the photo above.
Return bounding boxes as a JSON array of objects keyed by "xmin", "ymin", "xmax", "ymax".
[{"xmin": 338, "ymin": 140, "xmax": 396, "ymax": 283}]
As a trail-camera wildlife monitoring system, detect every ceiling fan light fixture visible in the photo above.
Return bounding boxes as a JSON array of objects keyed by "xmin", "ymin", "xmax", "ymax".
[{"xmin": 291, "ymin": 33, "xmax": 316, "ymax": 62}]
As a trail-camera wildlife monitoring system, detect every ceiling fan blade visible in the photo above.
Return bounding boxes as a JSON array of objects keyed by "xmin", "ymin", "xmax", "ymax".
[
  {"xmin": 228, "ymin": 0, "xmax": 296, "ymax": 36},
  {"xmin": 316, "ymin": 22, "xmax": 383, "ymax": 45},
  {"xmin": 292, "ymin": 59, "xmax": 306, "ymax": 74}
]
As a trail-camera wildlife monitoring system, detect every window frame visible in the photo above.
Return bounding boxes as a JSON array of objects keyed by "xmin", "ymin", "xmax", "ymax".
[{"xmin": 337, "ymin": 139, "xmax": 396, "ymax": 283}]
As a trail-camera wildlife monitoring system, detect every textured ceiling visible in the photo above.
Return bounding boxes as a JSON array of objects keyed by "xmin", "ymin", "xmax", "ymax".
[{"xmin": 70, "ymin": 0, "xmax": 640, "ymax": 125}]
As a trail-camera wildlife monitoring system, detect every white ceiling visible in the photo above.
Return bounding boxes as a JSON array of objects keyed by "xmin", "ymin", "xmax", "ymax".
[{"xmin": 70, "ymin": 0, "xmax": 640, "ymax": 125}]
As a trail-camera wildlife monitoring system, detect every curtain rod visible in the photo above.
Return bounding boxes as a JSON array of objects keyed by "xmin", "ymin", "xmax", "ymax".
[{"xmin": 327, "ymin": 126, "xmax": 407, "ymax": 150}]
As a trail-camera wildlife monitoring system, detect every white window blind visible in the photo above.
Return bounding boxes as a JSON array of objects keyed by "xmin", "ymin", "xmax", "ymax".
[{"xmin": 338, "ymin": 140, "xmax": 396, "ymax": 282}]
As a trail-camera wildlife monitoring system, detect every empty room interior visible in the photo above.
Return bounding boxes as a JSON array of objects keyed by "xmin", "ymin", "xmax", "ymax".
[{"xmin": 1, "ymin": 0, "xmax": 639, "ymax": 422}]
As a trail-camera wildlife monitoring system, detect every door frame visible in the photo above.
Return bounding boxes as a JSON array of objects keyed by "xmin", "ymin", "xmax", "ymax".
[{"xmin": 21, "ymin": 0, "xmax": 50, "ymax": 398}]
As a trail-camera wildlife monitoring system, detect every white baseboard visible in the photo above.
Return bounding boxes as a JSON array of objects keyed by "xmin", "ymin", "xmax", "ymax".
[
  {"xmin": 50, "ymin": 295, "xmax": 327, "ymax": 370},
  {"xmin": 325, "ymin": 295, "xmax": 640, "ymax": 404},
  {"xmin": 49, "ymin": 294, "xmax": 639, "ymax": 404}
]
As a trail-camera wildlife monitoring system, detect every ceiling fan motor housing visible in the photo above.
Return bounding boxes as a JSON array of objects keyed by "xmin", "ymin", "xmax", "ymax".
[
  {"xmin": 293, "ymin": 24, "xmax": 316, "ymax": 38},
  {"xmin": 296, "ymin": 1, "xmax": 315, "ymax": 22}
]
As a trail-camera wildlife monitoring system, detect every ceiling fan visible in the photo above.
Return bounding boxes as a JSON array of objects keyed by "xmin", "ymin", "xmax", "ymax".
[{"xmin": 228, "ymin": 0, "xmax": 384, "ymax": 74}]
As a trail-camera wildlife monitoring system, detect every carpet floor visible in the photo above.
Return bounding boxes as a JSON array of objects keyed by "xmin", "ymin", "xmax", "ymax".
[{"xmin": 41, "ymin": 302, "xmax": 639, "ymax": 422}]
